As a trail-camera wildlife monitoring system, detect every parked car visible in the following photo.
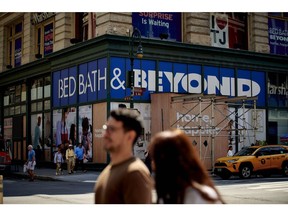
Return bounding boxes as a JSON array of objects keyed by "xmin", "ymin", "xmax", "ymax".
[
  {"xmin": 214, "ymin": 145, "xmax": 288, "ymax": 179},
  {"xmin": 0, "ymin": 137, "xmax": 12, "ymax": 172}
]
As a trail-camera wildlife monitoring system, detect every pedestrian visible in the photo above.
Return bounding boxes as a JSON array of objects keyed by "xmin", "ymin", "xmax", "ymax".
[
  {"xmin": 227, "ymin": 145, "xmax": 233, "ymax": 157},
  {"xmin": 148, "ymin": 129, "xmax": 224, "ymax": 204},
  {"xmin": 26, "ymin": 145, "xmax": 36, "ymax": 181},
  {"xmin": 94, "ymin": 109, "xmax": 153, "ymax": 204},
  {"xmin": 74, "ymin": 143, "xmax": 86, "ymax": 173},
  {"xmin": 66, "ymin": 144, "xmax": 76, "ymax": 174},
  {"xmin": 54, "ymin": 147, "xmax": 64, "ymax": 175}
]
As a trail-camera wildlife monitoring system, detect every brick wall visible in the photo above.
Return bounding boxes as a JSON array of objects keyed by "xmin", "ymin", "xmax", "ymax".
[
  {"xmin": 249, "ymin": 13, "xmax": 270, "ymax": 53},
  {"xmin": 183, "ymin": 12, "xmax": 211, "ymax": 46}
]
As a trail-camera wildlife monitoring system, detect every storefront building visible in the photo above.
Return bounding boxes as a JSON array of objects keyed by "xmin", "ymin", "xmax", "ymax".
[{"xmin": 0, "ymin": 12, "xmax": 287, "ymax": 170}]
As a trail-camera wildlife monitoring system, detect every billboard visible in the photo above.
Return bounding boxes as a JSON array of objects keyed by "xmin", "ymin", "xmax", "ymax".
[
  {"xmin": 132, "ymin": 12, "xmax": 182, "ymax": 42},
  {"xmin": 269, "ymin": 18, "xmax": 288, "ymax": 55}
]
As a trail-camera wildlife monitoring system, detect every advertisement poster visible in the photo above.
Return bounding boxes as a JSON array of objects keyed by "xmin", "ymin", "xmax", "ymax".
[
  {"xmin": 132, "ymin": 12, "xmax": 181, "ymax": 42},
  {"xmin": 210, "ymin": 14, "xmax": 229, "ymax": 48},
  {"xmin": 52, "ymin": 107, "xmax": 76, "ymax": 148},
  {"xmin": 78, "ymin": 105, "xmax": 93, "ymax": 162},
  {"xmin": 14, "ymin": 37, "xmax": 22, "ymax": 67},
  {"xmin": 269, "ymin": 18, "xmax": 288, "ymax": 55},
  {"xmin": 44, "ymin": 22, "xmax": 53, "ymax": 56}
]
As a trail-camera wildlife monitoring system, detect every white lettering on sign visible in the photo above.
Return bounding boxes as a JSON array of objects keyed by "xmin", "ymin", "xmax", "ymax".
[
  {"xmin": 175, "ymin": 112, "xmax": 221, "ymax": 136},
  {"xmin": 109, "ymin": 69, "xmax": 262, "ymax": 97},
  {"xmin": 58, "ymin": 68, "xmax": 106, "ymax": 99},
  {"xmin": 268, "ymin": 82, "xmax": 288, "ymax": 96},
  {"xmin": 31, "ymin": 12, "xmax": 56, "ymax": 25}
]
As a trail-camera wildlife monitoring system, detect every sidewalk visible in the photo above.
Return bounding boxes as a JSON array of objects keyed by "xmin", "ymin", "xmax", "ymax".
[{"xmin": 9, "ymin": 165, "xmax": 102, "ymax": 183}]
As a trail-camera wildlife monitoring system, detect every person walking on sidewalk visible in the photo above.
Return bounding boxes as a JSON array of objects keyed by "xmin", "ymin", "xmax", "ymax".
[
  {"xmin": 94, "ymin": 109, "xmax": 153, "ymax": 204},
  {"xmin": 227, "ymin": 145, "xmax": 233, "ymax": 157},
  {"xmin": 54, "ymin": 147, "xmax": 64, "ymax": 175},
  {"xmin": 148, "ymin": 129, "xmax": 224, "ymax": 204},
  {"xmin": 26, "ymin": 145, "xmax": 36, "ymax": 181},
  {"xmin": 74, "ymin": 143, "xmax": 86, "ymax": 173},
  {"xmin": 66, "ymin": 144, "xmax": 76, "ymax": 174}
]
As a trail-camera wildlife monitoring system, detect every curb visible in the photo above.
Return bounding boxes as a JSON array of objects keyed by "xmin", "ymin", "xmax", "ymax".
[{"xmin": 7, "ymin": 172, "xmax": 62, "ymax": 182}]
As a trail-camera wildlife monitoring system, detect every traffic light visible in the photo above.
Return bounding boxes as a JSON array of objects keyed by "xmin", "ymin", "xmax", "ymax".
[{"xmin": 126, "ymin": 70, "xmax": 134, "ymax": 88}]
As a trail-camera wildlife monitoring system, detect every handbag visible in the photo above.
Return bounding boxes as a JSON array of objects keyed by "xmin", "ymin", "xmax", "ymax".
[{"xmin": 23, "ymin": 164, "xmax": 27, "ymax": 173}]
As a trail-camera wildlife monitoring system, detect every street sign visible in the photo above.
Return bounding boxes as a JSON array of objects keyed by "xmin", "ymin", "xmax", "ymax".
[
  {"xmin": 124, "ymin": 96, "xmax": 132, "ymax": 101},
  {"xmin": 132, "ymin": 87, "xmax": 146, "ymax": 96}
]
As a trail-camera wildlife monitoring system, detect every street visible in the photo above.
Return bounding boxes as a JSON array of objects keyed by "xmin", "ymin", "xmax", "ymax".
[
  {"xmin": 213, "ymin": 175, "xmax": 288, "ymax": 204},
  {"xmin": 2, "ymin": 174, "xmax": 288, "ymax": 204}
]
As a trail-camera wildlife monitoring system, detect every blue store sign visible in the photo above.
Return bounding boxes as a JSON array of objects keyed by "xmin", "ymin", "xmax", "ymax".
[{"xmin": 52, "ymin": 57, "xmax": 266, "ymax": 107}]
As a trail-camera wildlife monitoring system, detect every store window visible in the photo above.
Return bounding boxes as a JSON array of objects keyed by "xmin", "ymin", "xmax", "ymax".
[
  {"xmin": 268, "ymin": 109, "xmax": 288, "ymax": 145},
  {"xmin": 31, "ymin": 76, "xmax": 51, "ymax": 112},
  {"xmin": 34, "ymin": 19, "xmax": 54, "ymax": 58},
  {"xmin": 6, "ymin": 19, "xmax": 23, "ymax": 68},
  {"xmin": 267, "ymin": 72, "xmax": 288, "ymax": 107},
  {"xmin": 3, "ymin": 83, "xmax": 26, "ymax": 117},
  {"xmin": 70, "ymin": 13, "xmax": 90, "ymax": 44}
]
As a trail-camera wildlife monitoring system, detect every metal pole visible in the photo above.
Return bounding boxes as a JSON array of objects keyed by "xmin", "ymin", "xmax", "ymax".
[{"xmin": 130, "ymin": 57, "xmax": 134, "ymax": 108}]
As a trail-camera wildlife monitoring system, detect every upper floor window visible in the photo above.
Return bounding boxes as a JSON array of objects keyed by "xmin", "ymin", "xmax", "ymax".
[
  {"xmin": 226, "ymin": 13, "xmax": 248, "ymax": 50},
  {"xmin": 35, "ymin": 19, "xmax": 54, "ymax": 58},
  {"xmin": 268, "ymin": 13, "xmax": 288, "ymax": 56},
  {"xmin": 268, "ymin": 13, "xmax": 288, "ymax": 19},
  {"xmin": 31, "ymin": 13, "xmax": 56, "ymax": 58},
  {"xmin": 70, "ymin": 13, "xmax": 93, "ymax": 44},
  {"xmin": 6, "ymin": 19, "xmax": 23, "ymax": 68}
]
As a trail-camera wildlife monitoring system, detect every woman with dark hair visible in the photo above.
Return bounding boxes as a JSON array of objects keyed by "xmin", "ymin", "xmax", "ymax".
[{"xmin": 149, "ymin": 129, "xmax": 224, "ymax": 204}]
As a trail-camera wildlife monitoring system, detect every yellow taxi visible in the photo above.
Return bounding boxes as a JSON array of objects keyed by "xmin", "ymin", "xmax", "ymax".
[{"xmin": 214, "ymin": 145, "xmax": 288, "ymax": 179}]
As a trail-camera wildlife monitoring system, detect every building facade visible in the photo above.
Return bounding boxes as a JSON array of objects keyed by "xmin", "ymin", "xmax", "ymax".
[{"xmin": 0, "ymin": 12, "xmax": 287, "ymax": 169}]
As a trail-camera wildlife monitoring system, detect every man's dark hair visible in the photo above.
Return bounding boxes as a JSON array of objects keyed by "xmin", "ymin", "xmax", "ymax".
[{"xmin": 110, "ymin": 109, "xmax": 143, "ymax": 145}]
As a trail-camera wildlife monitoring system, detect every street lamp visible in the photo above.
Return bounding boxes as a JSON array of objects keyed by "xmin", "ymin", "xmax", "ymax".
[{"xmin": 127, "ymin": 28, "xmax": 143, "ymax": 108}]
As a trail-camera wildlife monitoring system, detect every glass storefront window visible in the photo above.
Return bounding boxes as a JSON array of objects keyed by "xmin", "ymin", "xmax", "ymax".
[
  {"xmin": 10, "ymin": 107, "xmax": 15, "ymax": 115},
  {"xmin": 44, "ymin": 100, "xmax": 50, "ymax": 110},
  {"xmin": 15, "ymin": 85, "xmax": 21, "ymax": 103},
  {"xmin": 37, "ymin": 101, "xmax": 43, "ymax": 111},
  {"xmin": 44, "ymin": 76, "xmax": 51, "ymax": 98},
  {"xmin": 4, "ymin": 108, "xmax": 9, "ymax": 117},
  {"xmin": 278, "ymin": 74, "xmax": 287, "ymax": 107},
  {"xmin": 31, "ymin": 78, "xmax": 43, "ymax": 100},
  {"xmin": 268, "ymin": 109, "xmax": 288, "ymax": 145},
  {"xmin": 4, "ymin": 90, "xmax": 9, "ymax": 106},
  {"xmin": 268, "ymin": 72, "xmax": 288, "ymax": 107},
  {"xmin": 31, "ymin": 102, "xmax": 37, "ymax": 112},
  {"xmin": 21, "ymin": 84, "xmax": 26, "ymax": 102},
  {"xmin": 21, "ymin": 105, "xmax": 26, "ymax": 113},
  {"xmin": 15, "ymin": 106, "xmax": 21, "ymax": 114}
]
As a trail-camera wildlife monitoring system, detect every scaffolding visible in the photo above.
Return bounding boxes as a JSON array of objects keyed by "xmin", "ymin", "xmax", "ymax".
[{"xmin": 170, "ymin": 94, "xmax": 259, "ymax": 169}]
